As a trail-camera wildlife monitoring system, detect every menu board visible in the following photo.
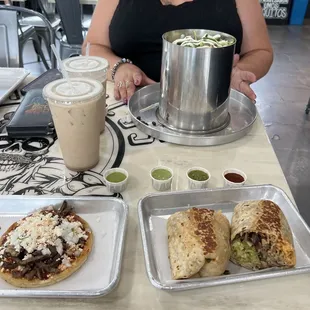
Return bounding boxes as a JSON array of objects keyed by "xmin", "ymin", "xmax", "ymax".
[{"xmin": 259, "ymin": 0, "xmax": 292, "ymax": 25}]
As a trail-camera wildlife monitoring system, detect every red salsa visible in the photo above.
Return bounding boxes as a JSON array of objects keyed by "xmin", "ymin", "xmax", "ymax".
[{"xmin": 224, "ymin": 173, "xmax": 244, "ymax": 183}]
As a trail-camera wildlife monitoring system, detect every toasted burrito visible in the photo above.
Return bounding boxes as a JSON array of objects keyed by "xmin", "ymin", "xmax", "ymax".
[
  {"xmin": 167, "ymin": 208, "xmax": 230, "ymax": 279},
  {"xmin": 230, "ymin": 200, "xmax": 296, "ymax": 270}
]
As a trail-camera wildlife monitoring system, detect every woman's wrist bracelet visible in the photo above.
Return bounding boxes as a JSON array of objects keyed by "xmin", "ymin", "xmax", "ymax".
[{"xmin": 111, "ymin": 58, "xmax": 132, "ymax": 81}]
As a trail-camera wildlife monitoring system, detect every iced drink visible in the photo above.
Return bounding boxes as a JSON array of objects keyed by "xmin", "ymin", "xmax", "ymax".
[
  {"xmin": 63, "ymin": 56, "xmax": 109, "ymax": 133},
  {"xmin": 43, "ymin": 78, "xmax": 103, "ymax": 171}
]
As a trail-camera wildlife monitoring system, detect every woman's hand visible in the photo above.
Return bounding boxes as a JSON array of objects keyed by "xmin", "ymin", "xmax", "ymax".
[
  {"xmin": 231, "ymin": 54, "xmax": 257, "ymax": 102},
  {"xmin": 114, "ymin": 63, "xmax": 155, "ymax": 102}
]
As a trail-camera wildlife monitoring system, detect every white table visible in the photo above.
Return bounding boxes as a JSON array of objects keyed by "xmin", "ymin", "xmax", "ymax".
[{"xmin": 0, "ymin": 81, "xmax": 309, "ymax": 310}]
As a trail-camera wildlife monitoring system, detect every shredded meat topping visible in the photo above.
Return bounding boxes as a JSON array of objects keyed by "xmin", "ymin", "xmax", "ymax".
[{"xmin": 0, "ymin": 201, "xmax": 88, "ymax": 281}]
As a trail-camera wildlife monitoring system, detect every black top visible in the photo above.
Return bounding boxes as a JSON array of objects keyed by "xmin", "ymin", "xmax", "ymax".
[{"xmin": 110, "ymin": 0, "xmax": 243, "ymax": 82}]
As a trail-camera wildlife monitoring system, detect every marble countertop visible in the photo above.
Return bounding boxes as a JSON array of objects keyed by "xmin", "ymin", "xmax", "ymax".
[{"xmin": 1, "ymin": 82, "xmax": 309, "ymax": 309}]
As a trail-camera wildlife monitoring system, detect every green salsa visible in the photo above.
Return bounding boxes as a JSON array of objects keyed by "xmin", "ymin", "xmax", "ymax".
[
  {"xmin": 151, "ymin": 169, "xmax": 172, "ymax": 180},
  {"xmin": 188, "ymin": 170, "xmax": 209, "ymax": 181},
  {"xmin": 106, "ymin": 172, "xmax": 127, "ymax": 183}
]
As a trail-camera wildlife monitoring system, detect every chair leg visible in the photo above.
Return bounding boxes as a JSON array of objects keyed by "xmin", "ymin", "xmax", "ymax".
[
  {"xmin": 59, "ymin": 42, "xmax": 64, "ymax": 60},
  {"xmin": 39, "ymin": 33, "xmax": 51, "ymax": 61},
  {"xmin": 55, "ymin": 27, "xmax": 63, "ymax": 41},
  {"xmin": 81, "ymin": 4, "xmax": 84, "ymax": 23},
  {"xmin": 32, "ymin": 39, "xmax": 41, "ymax": 62},
  {"xmin": 19, "ymin": 45, "xmax": 24, "ymax": 68},
  {"xmin": 18, "ymin": 37, "xmax": 27, "ymax": 68},
  {"xmin": 32, "ymin": 34, "xmax": 50, "ymax": 70},
  {"xmin": 36, "ymin": 30, "xmax": 56, "ymax": 68}
]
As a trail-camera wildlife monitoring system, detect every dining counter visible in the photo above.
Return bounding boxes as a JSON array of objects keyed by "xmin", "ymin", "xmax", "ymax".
[{"xmin": 0, "ymin": 81, "xmax": 309, "ymax": 309}]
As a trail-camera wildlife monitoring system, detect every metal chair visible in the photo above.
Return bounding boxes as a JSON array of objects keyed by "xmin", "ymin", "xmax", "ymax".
[
  {"xmin": 0, "ymin": 10, "xmax": 19, "ymax": 67},
  {"xmin": 55, "ymin": 0, "xmax": 86, "ymax": 59},
  {"xmin": 19, "ymin": 0, "xmax": 61, "ymax": 60},
  {"xmin": 80, "ymin": 4, "xmax": 92, "ymax": 31},
  {"xmin": 0, "ymin": 7, "xmax": 49, "ymax": 69},
  {"xmin": 0, "ymin": 5, "xmax": 56, "ymax": 68}
]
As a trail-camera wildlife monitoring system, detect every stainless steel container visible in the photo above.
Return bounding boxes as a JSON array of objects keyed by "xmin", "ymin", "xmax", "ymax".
[{"xmin": 158, "ymin": 29, "xmax": 236, "ymax": 134}]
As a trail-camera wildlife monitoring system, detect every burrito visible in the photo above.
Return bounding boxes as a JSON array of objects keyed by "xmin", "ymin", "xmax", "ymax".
[
  {"xmin": 231, "ymin": 200, "xmax": 296, "ymax": 270},
  {"xmin": 167, "ymin": 208, "xmax": 230, "ymax": 279}
]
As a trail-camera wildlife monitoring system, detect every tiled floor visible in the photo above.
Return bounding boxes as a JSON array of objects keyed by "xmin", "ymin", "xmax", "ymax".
[{"xmin": 23, "ymin": 24, "xmax": 310, "ymax": 224}]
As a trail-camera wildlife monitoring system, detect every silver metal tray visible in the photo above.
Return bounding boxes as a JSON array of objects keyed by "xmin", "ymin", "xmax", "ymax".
[
  {"xmin": 0, "ymin": 196, "xmax": 128, "ymax": 298},
  {"xmin": 129, "ymin": 83, "xmax": 257, "ymax": 146},
  {"xmin": 138, "ymin": 185, "xmax": 310, "ymax": 291},
  {"xmin": 0, "ymin": 68, "xmax": 29, "ymax": 103}
]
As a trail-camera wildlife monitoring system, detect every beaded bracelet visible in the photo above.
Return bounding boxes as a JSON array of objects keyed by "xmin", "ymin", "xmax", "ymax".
[{"xmin": 111, "ymin": 58, "xmax": 133, "ymax": 81}]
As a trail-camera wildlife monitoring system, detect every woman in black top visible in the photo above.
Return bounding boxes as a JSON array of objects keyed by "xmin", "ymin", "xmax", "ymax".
[{"xmin": 84, "ymin": 0, "xmax": 273, "ymax": 103}]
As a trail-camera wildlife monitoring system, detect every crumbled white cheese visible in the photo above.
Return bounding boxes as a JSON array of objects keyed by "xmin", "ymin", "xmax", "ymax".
[
  {"xmin": 55, "ymin": 220, "xmax": 87, "ymax": 245},
  {"xmin": 5, "ymin": 212, "xmax": 59, "ymax": 253},
  {"xmin": 62, "ymin": 254, "xmax": 71, "ymax": 268},
  {"xmin": 55, "ymin": 238, "xmax": 63, "ymax": 255},
  {"xmin": 0, "ymin": 262, "xmax": 3, "ymax": 267},
  {"xmin": 22, "ymin": 253, "xmax": 32, "ymax": 261},
  {"xmin": 41, "ymin": 248, "xmax": 51, "ymax": 256},
  {"xmin": 74, "ymin": 250, "xmax": 81, "ymax": 257},
  {"xmin": 3, "ymin": 210, "xmax": 87, "ymax": 257}
]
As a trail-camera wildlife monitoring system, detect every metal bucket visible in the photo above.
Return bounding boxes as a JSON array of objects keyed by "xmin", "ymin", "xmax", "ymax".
[{"xmin": 158, "ymin": 29, "xmax": 236, "ymax": 134}]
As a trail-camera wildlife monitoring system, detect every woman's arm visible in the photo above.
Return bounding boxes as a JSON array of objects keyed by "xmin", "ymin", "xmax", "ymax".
[
  {"xmin": 236, "ymin": 0, "xmax": 273, "ymax": 79},
  {"xmin": 83, "ymin": 0, "xmax": 154, "ymax": 100},
  {"xmin": 82, "ymin": 0, "xmax": 120, "ymax": 80}
]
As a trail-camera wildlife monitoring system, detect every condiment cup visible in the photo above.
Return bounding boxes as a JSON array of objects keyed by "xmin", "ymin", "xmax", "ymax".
[
  {"xmin": 103, "ymin": 168, "xmax": 129, "ymax": 193},
  {"xmin": 150, "ymin": 166, "xmax": 173, "ymax": 191},
  {"xmin": 222, "ymin": 168, "xmax": 247, "ymax": 187},
  {"xmin": 186, "ymin": 167, "xmax": 211, "ymax": 190}
]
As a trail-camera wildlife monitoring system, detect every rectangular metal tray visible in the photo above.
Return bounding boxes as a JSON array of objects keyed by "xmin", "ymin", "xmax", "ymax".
[
  {"xmin": 0, "ymin": 196, "xmax": 128, "ymax": 298},
  {"xmin": 138, "ymin": 185, "xmax": 310, "ymax": 291}
]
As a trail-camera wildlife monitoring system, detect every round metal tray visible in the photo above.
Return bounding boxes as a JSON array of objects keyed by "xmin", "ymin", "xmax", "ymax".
[{"xmin": 128, "ymin": 84, "xmax": 257, "ymax": 146}]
